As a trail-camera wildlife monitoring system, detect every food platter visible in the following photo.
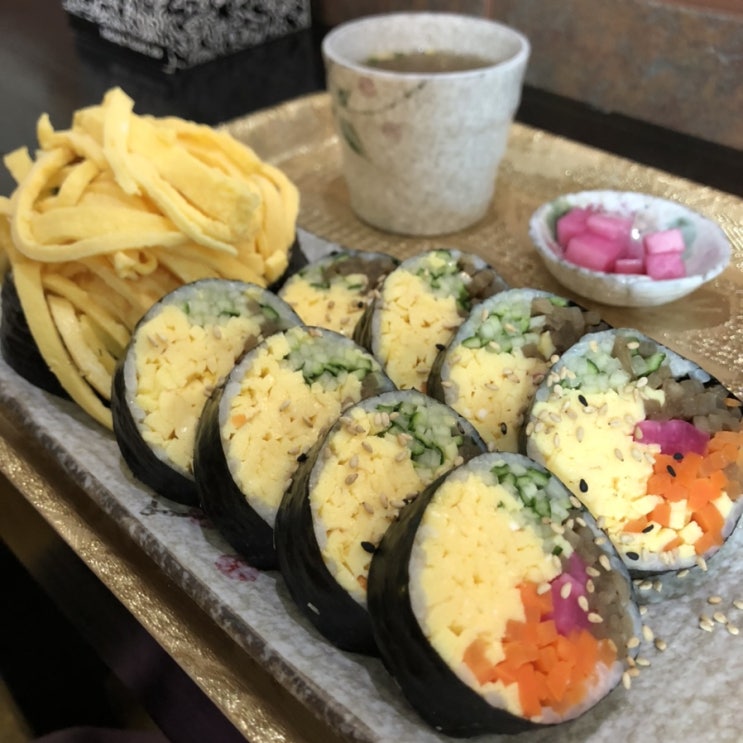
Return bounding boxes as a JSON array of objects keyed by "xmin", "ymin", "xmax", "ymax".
[{"xmin": 1, "ymin": 92, "xmax": 742, "ymax": 742}]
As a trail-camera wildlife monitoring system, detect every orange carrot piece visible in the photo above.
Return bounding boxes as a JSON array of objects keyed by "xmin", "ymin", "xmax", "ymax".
[
  {"xmin": 535, "ymin": 645, "xmax": 558, "ymax": 675},
  {"xmin": 623, "ymin": 515, "xmax": 650, "ymax": 533},
  {"xmin": 545, "ymin": 661, "xmax": 572, "ymax": 704},
  {"xmin": 519, "ymin": 582, "xmax": 553, "ymax": 623},
  {"xmin": 536, "ymin": 619, "xmax": 558, "ymax": 648},
  {"xmin": 515, "ymin": 664, "xmax": 543, "ymax": 719},
  {"xmin": 503, "ymin": 640, "xmax": 540, "ymax": 669},
  {"xmin": 662, "ymin": 535, "xmax": 683, "ymax": 552},
  {"xmin": 687, "ymin": 478, "xmax": 719, "ymax": 512},
  {"xmin": 650, "ymin": 501, "xmax": 672, "ymax": 527},
  {"xmin": 694, "ymin": 529, "xmax": 722, "ymax": 555},
  {"xmin": 693, "ymin": 501, "xmax": 725, "ymax": 535},
  {"xmin": 463, "ymin": 637, "xmax": 494, "ymax": 686}
]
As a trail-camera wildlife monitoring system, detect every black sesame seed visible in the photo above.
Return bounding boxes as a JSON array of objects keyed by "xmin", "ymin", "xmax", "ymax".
[
  {"xmin": 626, "ymin": 551, "xmax": 640, "ymax": 561},
  {"xmin": 579, "ymin": 478, "xmax": 588, "ymax": 493},
  {"xmin": 673, "ymin": 452, "xmax": 684, "ymax": 461},
  {"xmin": 500, "ymin": 422, "xmax": 508, "ymax": 435},
  {"xmin": 435, "ymin": 343, "xmax": 446, "ymax": 351},
  {"xmin": 360, "ymin": 541, "xmax": 376, "ymax": 554},
  {"xmin": 642, "ymin": 524, "xmax": 655, "ymax": 533},
  {"xmin": 666, "ymin": 464, "xmax": 676, "ymax": 477},
  {"xmin": 356, "ymin": 301, "xmax": 365, "ymax": 308},
  {"xmin": 297, "ymin": 452, "xmax": 308, "ymax": 463},
  {"xmin": 578, "ymin": 394, "xmax": 588, "ymax": 407}
]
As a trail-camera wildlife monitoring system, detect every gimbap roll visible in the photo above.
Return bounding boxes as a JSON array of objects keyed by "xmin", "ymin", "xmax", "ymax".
[
  {"xmin": 354, "ymin": 249, "xmax": 507, "ymax": 392},
  {"xmin": 524, "ymin": 329, "xmax": 743, "ymax": 596},
  {"xmin": 428, "ymin": 288, "xmax": 606, "ymax": 451},
  {"xmin": 1, "ymin": 271, "xmax": 69, "ymax": 398},
  {"xmin": 111, "ymin": 279, "xmax": 300, "ymax": 506},
  {"xmin": 367, "ymin": 451, "xmax": 641, "ymax": 736},
  {"xmin": 193, "ymin": 325, "xmax": 394, "ymax": 568},
  {"xmin": 275, "ymin": 390, "xmax": 486, "ymax": 653},
  {"xmin": 278, "ymin": 249, "xmax": 399, "ymax": 336}
]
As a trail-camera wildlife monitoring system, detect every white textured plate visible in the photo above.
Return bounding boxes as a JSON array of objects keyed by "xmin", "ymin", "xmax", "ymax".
[{"xmin": 529, "ymin": 190, "xmax": 731, "ymax": 307}]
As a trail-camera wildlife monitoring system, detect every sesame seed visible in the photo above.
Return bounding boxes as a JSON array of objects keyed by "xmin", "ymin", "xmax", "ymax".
[
  {"xmin": 594, "ymin": 536, "xmax": 607, "ymax": 547},
  {"xmin": 707, "ymin": 595, "xmax": 723, "ymax": 605},
  {"xmin": 560, "ymin": 582, "xmax": 572, "ymax": 599},
  {"xmin": 653, "ymin": 580, "xmax": 663, "ymax": 592},
  {"xmin": 635, "ymin": 657, "xmax": 651, "ymax": 667},
  {"xmin": 578, "ymin": 394, "xmax": 588, "ymax": 407},
  {"xmin": 349, "ymin": 455, "xmax": 359, "ymax": 469},
  {"xmin": 379, "ymin": 494, "xmax": 389, "ymax": 508},
  {"xmin": 578, "ymin": 596, "xmax": 589, "ymax": 611},
  {"xmin": 627, "ymin": 636, "xmax": 640, "ymax": 649},
  {"xmin": 576, "ymin": 517, "xmax": 587, "ymax": 528},
  {"xmin": 212, "ymin": 326, "xmax": 222, "ymax": 339},
  {"xmin": 599, "ymin": 555, "xmax": 611, "ymax": 571},
  {"xmin": 395, "ymin": 450, "xmax": 407, "ymax": 462},
  {"xmin": 699, "ymin": 617, "xmax": 715, "ymax": 632},
  {"xmin": 586, "ymin": 566, "xmax": 600, "ymax": 578},
  {"xmin": 569, "ymin": 495, "xmax": 582, "ymax": 509},
  {"xmin": 696, "ymin": 556, "xmax": 708, "ymax": 572},
  {"xmin": 628, "ymin": 667, "xmax": 641, "ymax": 678},
  {"xmin": 360, "ymin": 540, "xmax": 375, "ymax": 553},
  {"xmin": 622, "ymin": 671, "xmax": 631, "ymax": 690},
  {"xmin": 677, "ymin": 569, "xmax": 689, "ymax": 578},
  {"xmin": 614, "ymin": 448, "xmax": 625, "ymax": 462},
  {"xmin": 588, "ymin": 612, "xmax": 603, "ymax": 624},
  {"xmin": 734, "ymin": 599, "xmax": 743, "ymax": 611},
  {"xmin": 638, "ymin": 580, "xmax": 653, "ymax": 591},
  {"xmin": 654, "ymin": 638, "xmax": 667, "ymax": 652},
  {"xmin": 666, "ymin": 464, "xmax": 676, "ymax": 477},
  {"xmin": 728, "ymin": 625, "xmax": 740, "ymax": 636},
  {"xmin": 626, "ymin": 551, "xmax": 640, "ymax": 561},
  {"xmin": 553, "ymin": 433, "xmax": 560, "ymax": 448},
  {"xmin": 642, "ymin": 523, "xmax": 655, "ymax": 533},
  {"xmin": 362, "ymin": 441, "xmax": 373, "ymax": 453},
  {"xmin": 307, "ymin": 602, "xmax": 320, "ymax": 615},
  {"xmin": 576, "ymin": 426, "xmax": 585, "ymax": 442},
  {"xmin": 345, "ymin": 473, "xmax": 359, "ymax": 486},
  {"xmin": 636, "ymin": 376, "xmax": 648, "ymax": 388},
  {"xmin": 713, "ymin": 611, "xmax": 728, "ymax": 624},
  {"xmin": 279, "ymin": 399, "xmax": 291, "ymax": 411},
  {"xmin": 586, "ymin": 579, "xmax": 595, "ymax": 594},
  {"xmin": 579, "ymin": 478, "xmax": 588, "ymax": 493},
  {"xmin": 642, "ymin": 625, "xmax": 655, "ymax": 643}
]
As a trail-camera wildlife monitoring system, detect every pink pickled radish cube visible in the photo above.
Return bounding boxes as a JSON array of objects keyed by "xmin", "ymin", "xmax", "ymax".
[
  {"xmin": 556, "ymin": 208, "xmax": 592, "ymax": 247},
  {"xmin": 614, "ymin": 257, "xmax": 644, "ymax": 274},
  {"xmin": 586, "ymin": 212, "xmax": 634, "ymax": 242},
  {"xmin": 644, "ymin": 228, "xmax": 685, "ymax": 255},
  {"xmin": 634, "ymin": 418, "xmax": 709, "ymax": 455},
  {"xmin": 564, "ymin": 232, "xmax": 625, "ymax": 272},
  {"xmin": 645, "ymin": 250, "xmax": 686, "ymax": 279},
  {"xmin": 625, "ymin": 235, "xmax": 645, "ymax": 259}
]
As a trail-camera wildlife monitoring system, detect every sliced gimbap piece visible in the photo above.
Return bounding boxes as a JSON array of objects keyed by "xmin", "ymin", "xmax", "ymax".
[
  {"xmin": 354, "ymin": 249, "xmax": 507, "ymax": 392},
  {"xmin": 278, "ymin": 249, "xmax": 399, "ymax": 336},
  {"xmin": 111, "ymin": 279, "xmax": 300, "ymax": 506},
  {"xmin": 275, "ymin": 389, "xmax": 486, "ymax": 654},
  {"xmin": 1, "ymin": 271, "xmax": 69, "ymax": 398},
  {"xmin": 524, "ymin": 328, "xmax": 743, "ymax": 596},
  {"xmin": 193, "ymin": 325, "xmax": 394, "ymax": 568},
  {"xmin": 428, "ymin": 288, "xmax": 606, "ymax": 451},
  {"xmin": 367, "ymin": 451, "xmax": 641, "ymax": 736}
]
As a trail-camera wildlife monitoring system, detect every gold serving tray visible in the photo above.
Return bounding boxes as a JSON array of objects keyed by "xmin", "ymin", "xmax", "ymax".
[{"xmin": 1, "ymin": 92, "xmax": 742, "ymax": 743}]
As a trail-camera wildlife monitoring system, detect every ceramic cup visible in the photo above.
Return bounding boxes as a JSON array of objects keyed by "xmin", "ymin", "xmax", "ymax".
[{"xmin": 322, "ymin": 12, "xmax": 530, "ymax": 236}]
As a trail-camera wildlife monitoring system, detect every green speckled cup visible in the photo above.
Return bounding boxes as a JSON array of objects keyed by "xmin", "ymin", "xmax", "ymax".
[{"xmin": 322, "ymin": 13, "xmax": 530, "ymax": 236}]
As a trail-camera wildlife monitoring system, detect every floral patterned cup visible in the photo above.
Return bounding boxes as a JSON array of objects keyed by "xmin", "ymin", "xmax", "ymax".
[{"xmin": 322, "ymin": 13, "xmax": 530, "ymax": 236}]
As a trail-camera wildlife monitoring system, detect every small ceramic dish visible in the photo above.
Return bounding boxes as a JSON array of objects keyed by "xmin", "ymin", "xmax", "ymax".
[{"xmin": 528, "ymin": 190, "xmax": 731, "ymax": 307}]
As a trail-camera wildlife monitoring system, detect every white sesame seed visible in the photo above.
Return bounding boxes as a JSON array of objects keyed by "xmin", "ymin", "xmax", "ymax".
[
  {"xmin": 727, "ymin": 625, "xmax": 740, "ymax": 636},
  {"xmin": 578, "ymin": 596, "xmax": 590, "ymax": 612},
  {"xmin": 361, "ymin": 501, "xmax": 373, "ymax": 514},
  {"xmin": 622, "ymin": 672, "xmax": 632, "ymax": 690},
  {"xmin": 707, "ymin": 595, "xmax": 723, "ymax": 605},
  {"xmin": 713, "ymin": 611, "xmax": 728, "ymax": 625},
  {"xmin": 560, "ymin": 582, "xmax": 572, "ymax": 599},
  {"xmin": 642, "ymin": 625, "xmax": 655, "ymax": 643},
  {"xmin": 734, "ymin": 599, "xmax": 743, "ymax": 611},
  {"xmin": 636, "ymin": 657, "xmax": 651, "ymax": 667},
  {"xmin": 627, "ymin": 636, "xmax": 640, "ymax": 649},
  {"xmin": 345, "ymin": 473, "xmax": 359, "ymax": 486},
  {"xmin": 654, "ymin": 638, "xmax": 667, "ymax": 652}
]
